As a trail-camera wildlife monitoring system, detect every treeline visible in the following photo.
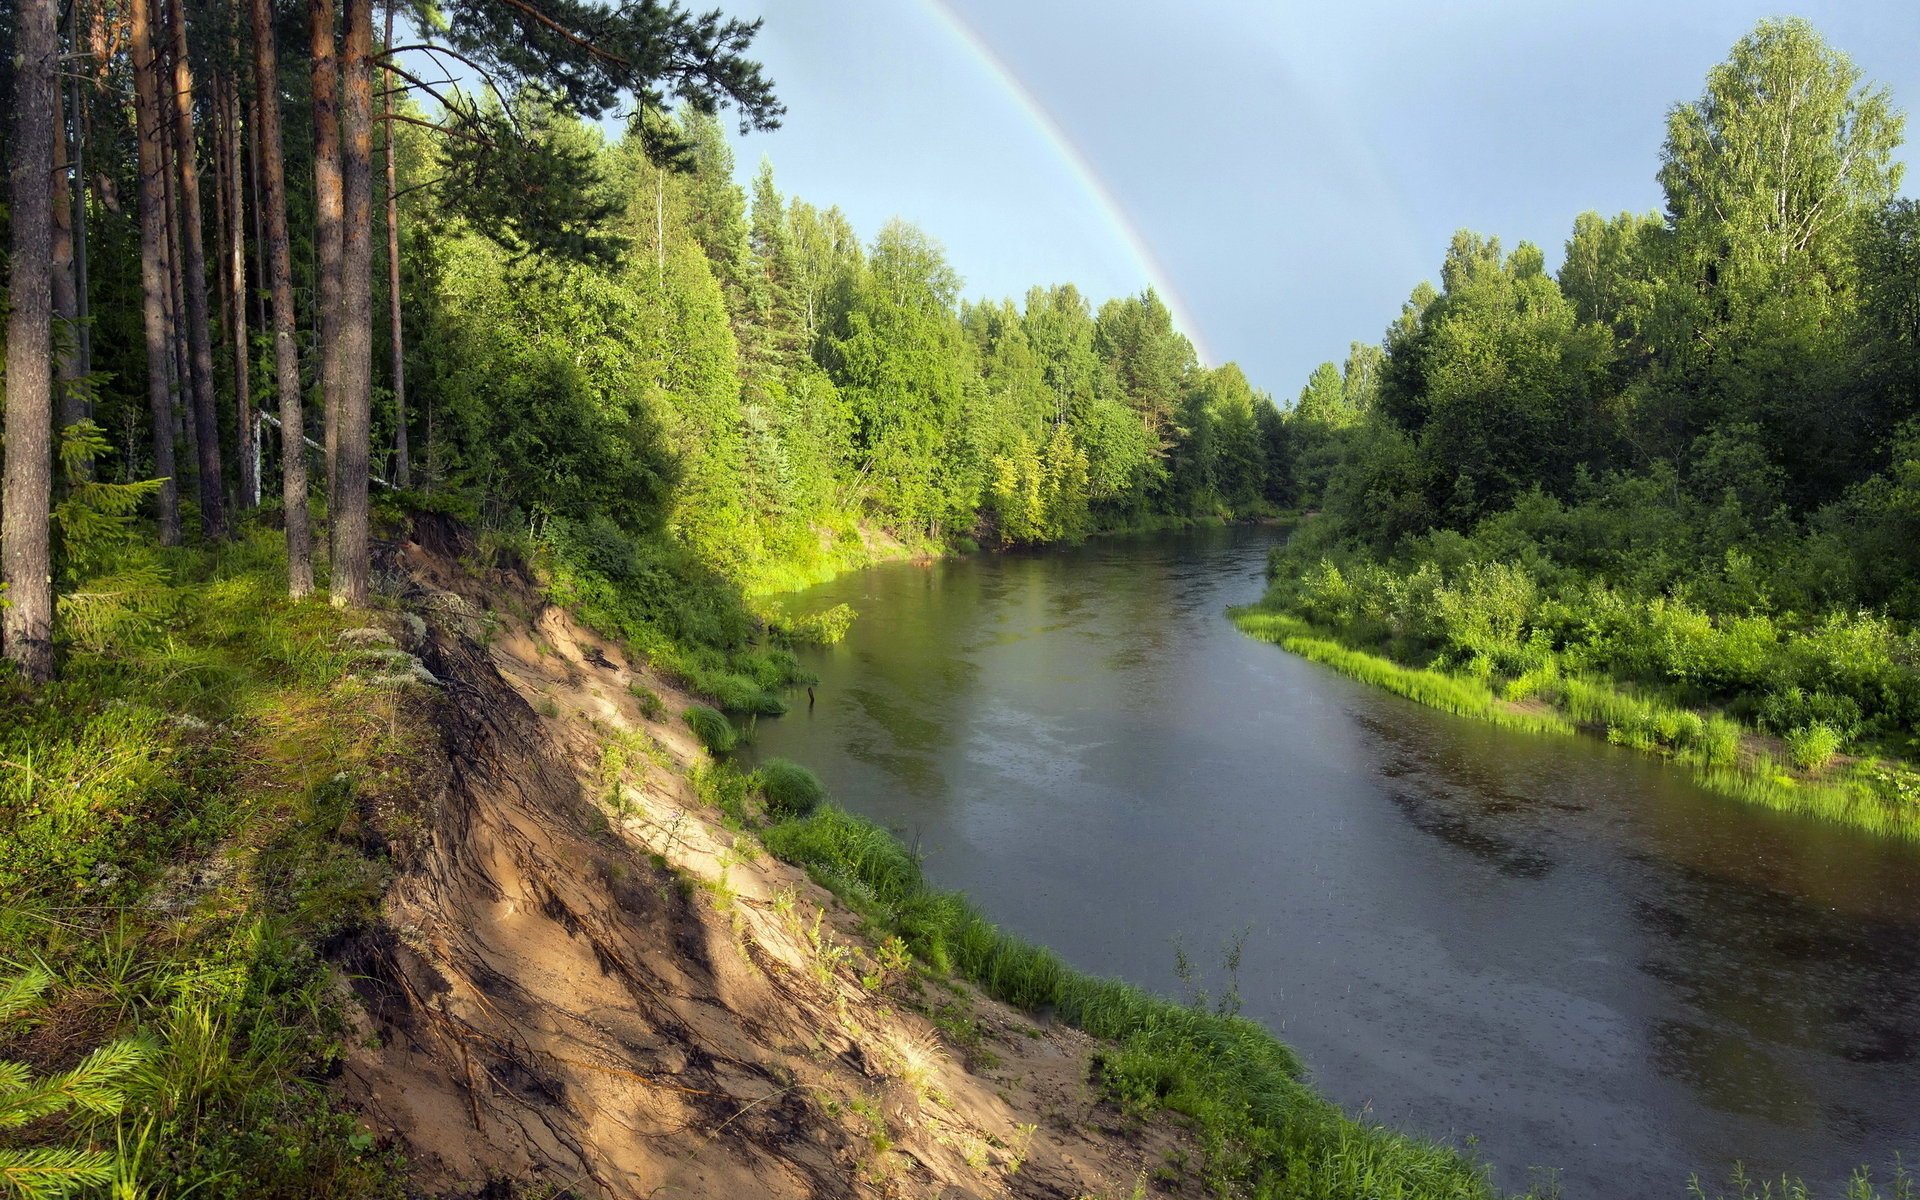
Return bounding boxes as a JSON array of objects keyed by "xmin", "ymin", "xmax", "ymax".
[
  {"xmin": 1260, "ymin": 19, "xmax": 1920, "ymax": 803},
  {"xmin": 415, "ymin": 110, "xmax": 1285, "ymax": 601},
  {"xmin": 0, "ymin": 0, "xmax": 1285, "ymax": 692}
]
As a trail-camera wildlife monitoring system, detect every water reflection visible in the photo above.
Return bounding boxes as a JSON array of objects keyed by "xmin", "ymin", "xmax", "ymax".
[{"xmin": 745, "ymin": 526, "xmax": 1920, "ymax": 1198}]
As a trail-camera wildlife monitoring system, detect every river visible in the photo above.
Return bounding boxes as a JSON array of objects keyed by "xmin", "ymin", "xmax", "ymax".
[{"xmin": 743, "ymin": 524, "xmax": 1920, "ymax": 1197}]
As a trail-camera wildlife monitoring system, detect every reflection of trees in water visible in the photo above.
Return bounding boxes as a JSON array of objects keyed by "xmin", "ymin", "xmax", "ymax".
[
  {"xmin": 1632, "ymin": 860, "xmax": 1920, "ymax": 1122},
  {"xmin": 1351, "ymin": 705, "xmax": 1920, "ymax": 1165}
]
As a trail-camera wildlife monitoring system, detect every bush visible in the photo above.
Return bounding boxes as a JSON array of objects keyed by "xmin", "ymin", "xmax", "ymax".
[
  {"xmin": 1757, "ymin": 686, "xmax": 1864, "ymax": 739},
  {"xmin": 756, "ymin": 758, "xmax": 826, "ymax": 819},
  {"xmin": 1787, "ymin": 723, "xmax": 1843, "ymax": 772},
  {"xmin": 682, "ymin": 704, "xmax": 738, "ymax": 754}
]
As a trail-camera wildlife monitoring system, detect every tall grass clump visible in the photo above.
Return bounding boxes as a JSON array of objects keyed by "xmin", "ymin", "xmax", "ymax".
[
  {"xmin": 683, "ymin": 704, "xmax": 739, "ymax": 754},
  {"xmin": 1232, "ymin": 609, "xmax": 1571, "ymax": 735},
  {"xmin": 754, "ymin": 758, "xmax": 826, "ymax": 819},
  {"xmin": 762, "ymin": 804, "xmax": 1526, "ymax": 1197},
  {"xmin": 1786, "ymin": 723, "xmax": 1843, "ymax": 771}
]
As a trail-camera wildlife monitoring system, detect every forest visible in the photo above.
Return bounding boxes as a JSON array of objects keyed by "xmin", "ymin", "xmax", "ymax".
[
  {"xmin": 2, "ymin": 0, "xmax": 1917, "ymax": 1193},
  {"xmin": 1244, "ymin": 17, "xmax": 1920, "ymax": 835}
]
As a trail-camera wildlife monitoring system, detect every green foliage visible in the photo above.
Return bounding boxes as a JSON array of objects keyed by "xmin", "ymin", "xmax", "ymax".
[
  {"xmin": 754, "ymin": 758, "xmax": 825, "ymax": 819},
  {"xmin": 682, "ymin": 704, "xmax": 738, "ymax": 754},
  {"xmin": 1786, "ymin": 723, "xmax": 1844, "ymax": 771},
  {"xmin": 0, "ymin": 536, "xmax": 407, "ymax": 1198}
]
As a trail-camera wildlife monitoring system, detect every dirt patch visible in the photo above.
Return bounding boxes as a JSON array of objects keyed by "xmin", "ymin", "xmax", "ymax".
[{"xmin": 339, "ymin": 523, "xmax": 1202, "ymax": 1199}]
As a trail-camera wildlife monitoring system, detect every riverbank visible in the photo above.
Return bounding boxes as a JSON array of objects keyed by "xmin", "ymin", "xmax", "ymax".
[{"xmin": 1231, "ymin": 602, "xmax": 1920, "ymax": 840}]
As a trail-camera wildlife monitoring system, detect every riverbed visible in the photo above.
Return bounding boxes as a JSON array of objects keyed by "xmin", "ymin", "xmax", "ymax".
[{"xmin": 744, "ymin": 524, "xmax": 1920, "ymax": 1197}]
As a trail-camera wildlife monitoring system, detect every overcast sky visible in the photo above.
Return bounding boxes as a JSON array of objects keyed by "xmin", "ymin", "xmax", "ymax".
[{"xmin": 723, "ymin": 1, "xmax": 1920, "ymax": 400}]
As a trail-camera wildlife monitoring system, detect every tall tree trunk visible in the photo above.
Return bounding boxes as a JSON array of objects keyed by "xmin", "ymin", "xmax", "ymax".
[
  {"xmin": 310, "ymin": 0, "xmax": 344, "ymax": 521},
  {"xmin": 50, "ymin": 57, "xmax": 84, "ymax": 431},
  {"xmin": 3, "ymin": 0, "xmax": 59, "ymax": 683},
  {"xmin": 166, "ymin": 0, "xmax": 227, "ymax": 538},
  {"xmin": 227, "ymin": 77, "xmax": 257, "ymax": 508},
  {"xmin": 212, "ymin": 76, "xmax": 233, "ymax": 391},
  {"xmin": 246, "ymin": 97, "xmax": 268, "ymax": 334},
  {"xmin": 161, "ymin": 114, "xmax": 194, "ymax": 470},
  {"xmin": 132, "ymin": 0, "xmax": 182, "ymax": 545},
  {"xmin": 383, "ymin": 0, "xmax": 409, "ymax": 488},
  {"xmin": 333, "ymin": 0, "xmax": 374, "ymax": 606},
  {"xmin": 250, "ymin": 0, "xmax": 313, "ymax": 596},
  {"xmin": 70, "ymin": 49, "xmax": 94, "ymax": 397}
]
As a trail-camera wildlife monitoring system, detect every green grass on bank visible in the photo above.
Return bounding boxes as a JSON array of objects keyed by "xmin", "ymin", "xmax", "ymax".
[
  {"xmin": 1, "ymin": 530, "xmax": 413, "ymax": 1198},
  {"xmin": 1231, "ymin": 602, "xmax": 1920, "ymax": 840}
]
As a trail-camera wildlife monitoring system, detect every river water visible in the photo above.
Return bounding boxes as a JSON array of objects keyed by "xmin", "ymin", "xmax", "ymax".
[{"xmin": 743, "ymin": 524, "xmax": 1920, "ymax": 1197}]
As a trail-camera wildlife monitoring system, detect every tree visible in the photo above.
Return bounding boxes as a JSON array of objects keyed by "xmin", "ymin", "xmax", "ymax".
[
  {"xmin": 165, "ymin": 0, "xmax": 225, "ymax": 538},
  {"xmin": 3, "ymin": 0, "xmax": 58, "ymax": 682},
  {"xmin": 332, "ymin": 0, "xmax": 375, "ymax": 606},
  {"xmin": 1657, "ymin": 19, "xmax": 1905, "ymax": 505},
  {"xmin": 1660, "ymin": 18, "xmax": 1904, "ymax": 308},
  {"xmin": 132, "ymin": 0, "xmax": 181, "ymax": 547},
  {"xmin": 251, "ymin": 0, "xmax": 313, "ymax": 594}
]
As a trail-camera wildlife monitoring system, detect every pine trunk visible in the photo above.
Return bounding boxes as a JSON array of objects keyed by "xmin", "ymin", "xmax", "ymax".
[
  {"xmin": 161, "ymin": 116, "xmax": 194, "ymax": 468},
  {"xmin": 333, "ymin": 0, "xmax": 374, "ymax": 607},
  {"xmin": 131, "ymin": 0, "xmax": 181, "ymax": 544},
  {"xmin": 384, "ymin": 1, "xmax": 409, "ymax": 489},
  {"xmin": 228, "ymin": 78, "xmax": 258, "ymax": 508},
  {"xmin": 3, "ymin": 0, "xmax": 59, "ymax": 682},
  {"xmin": 167, "ymin": 0, "xmax": 227, "ymax": 538},
  {"xmin": 311, "ymin": 0, "xmax": 344, "ymax": 519},
  {"xmin": 250, "ymin": 0, "xmax": 313, "ymax": 596},
  {"xmin": 51, "ymin": 65, "xmax": 84, "ymax": 431}
]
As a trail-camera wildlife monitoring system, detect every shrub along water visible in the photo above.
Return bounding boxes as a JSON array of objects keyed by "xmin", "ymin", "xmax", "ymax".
[{"xmin": 1235, "ymin": 544, "xmax": 1920, "ymax": 839}]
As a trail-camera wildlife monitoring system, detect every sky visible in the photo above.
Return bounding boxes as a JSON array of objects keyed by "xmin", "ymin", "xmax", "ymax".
[{"xmin": 718, "ymin": 0, "xmax": 1920, "ymax": 401}]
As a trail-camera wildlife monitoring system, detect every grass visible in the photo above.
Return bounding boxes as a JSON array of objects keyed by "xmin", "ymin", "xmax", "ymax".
[
  {"xmin": 1232, "ymin": 602, "xmax": 1920, "ymax": 841},
  {"xmin": 755, "ymin": 758, "xmax": 827, "ymax": 820},
  {"xmin": 683, "ymin": 703, "xmax": 740, "ymax": 754},
  {"xmin": 759, "ymin": 804, "xmax": 1526, "ymax": 1199},
  {"xmin": 1232, "ymin": 610, "xmax": 1572, "ymax": 735},
  {"xmin": 0, "ymin": 528, "xmax": 413, "ymax": 1197}
]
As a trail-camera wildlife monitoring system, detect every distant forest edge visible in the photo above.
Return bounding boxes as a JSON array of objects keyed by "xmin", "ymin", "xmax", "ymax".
[{"xmin": 1244, "ymin": 18, "xmax": 1920, "ymax": 836}]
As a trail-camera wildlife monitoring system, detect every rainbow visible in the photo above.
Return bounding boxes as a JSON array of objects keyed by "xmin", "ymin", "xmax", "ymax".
[{"xmin": 919, "ymin": 0, "xmax": 1215, "ymax": 366}]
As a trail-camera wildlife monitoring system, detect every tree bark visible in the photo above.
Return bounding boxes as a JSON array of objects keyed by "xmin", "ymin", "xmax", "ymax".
[
  {"xmin": 161, "ymin": 112, "xmax": 194, "ymax": 469},
  {"xmin": 132, "ymin": 0, "xmax": 181, "ymax": 544},
  {"xmin": 227, "ymin": 76, "xmax": 258, "ymax": 508},
  {"xmin": 251, "ymin": 0, "xmax": 313, "ymax": 596},
  {"xmin": 3, "ymin": 0, "xmax": 59, "ymax": 683},
  {"xmin": 311, "ymin": 0, "xmax": 344, "ymax": 520},
  {"xmin": 246, "ymin": 95, "xmax": 268, "ymax": 334},
  {"xmin": 166, "ymin": 0, "xmax": 227, "ymax": 538},
  {"xmin": 70, "ymin": 47, "xmax": 94, "ymax": 399},
  {"xmin": 384, "ymin": 0, "xmax": 410, "ymax": 489},
  {"xmin": 51, "ymin": 60, "xmax": 84, "ymax": 432},
  {"xmin": 333, "ymin": 0, "xmax": 375, "ymax": 606},
  {"xmin": 212, "ymin": 77, "xmax": 233, "ymax": 391}
]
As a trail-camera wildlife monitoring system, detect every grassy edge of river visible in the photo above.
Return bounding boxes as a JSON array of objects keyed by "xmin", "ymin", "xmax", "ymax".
[
  {"xmin": 750, "ymin": 796, "xmax": 1554, "ymax": 1199},
  {"xmin": 1229, "ymin": 604, "xmax": 1920, "ymax": 841}
]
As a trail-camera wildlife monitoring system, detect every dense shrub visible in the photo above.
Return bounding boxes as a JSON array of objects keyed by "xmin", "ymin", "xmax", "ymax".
[
  {"xmin": 755, "ymin": 758, "xmax": 827, "ymax": 819},
  {"xmin": 682, "ymin": 704, "xmax": 738, "ymax": 754}
]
